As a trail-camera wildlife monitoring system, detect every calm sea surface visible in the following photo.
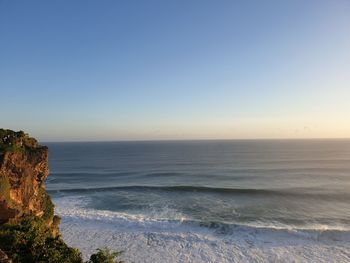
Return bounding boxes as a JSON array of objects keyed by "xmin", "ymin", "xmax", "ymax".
[{"xmin": 46, "ymin": 139, "xmax": 350, "ymax": 231}]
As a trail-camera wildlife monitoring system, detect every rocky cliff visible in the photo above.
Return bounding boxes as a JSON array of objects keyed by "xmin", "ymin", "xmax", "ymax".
[
  {"xmin": 0, "ymin": 130, "xmax": 56, "ymax": 227},
  {"xmin": 0, "ymin": 129, "xmax": 121, "ymax": 263},
  {"xmin": 0, "ymin": 129, "xmax": 81, "ymax": 263}
]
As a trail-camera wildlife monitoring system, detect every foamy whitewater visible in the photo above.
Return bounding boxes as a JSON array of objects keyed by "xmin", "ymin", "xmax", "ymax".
[{"xmin": 46, "ymin": 140, "xmax": 350, "ymax": 262}]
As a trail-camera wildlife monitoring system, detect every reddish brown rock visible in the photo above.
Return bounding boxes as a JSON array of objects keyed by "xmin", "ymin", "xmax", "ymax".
[
  {"xmin": 0, "ymin": 130, "xmax": 82, "ymax": 262},
  {"xmin": 0, "ymin": 249, "xmax": 11, "ymax": 263},
  {"xmin": 0, "ymin": 129, "xmax": 54, "ymax": 227}
]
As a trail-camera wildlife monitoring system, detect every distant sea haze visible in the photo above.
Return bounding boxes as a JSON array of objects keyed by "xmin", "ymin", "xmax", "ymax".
[{"xmin": 46, "ymin": 139, "xmax": 350, "ymax": 263}]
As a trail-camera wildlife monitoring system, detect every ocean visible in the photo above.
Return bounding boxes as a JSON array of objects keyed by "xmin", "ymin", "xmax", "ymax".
[{"xmin": 45, "ymin": 140, "xmax": 350, "ymax": 263}]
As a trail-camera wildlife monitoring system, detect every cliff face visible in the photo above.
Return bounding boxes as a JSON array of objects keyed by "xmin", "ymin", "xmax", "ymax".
[
  {"xmin": 0, "ymin": 130, "xmax": 53, "ymax": 225},
  {"xmin": 0, "ymin": 129, "xmax": 83, "ymax": 263},
  {"xmin": 0, "ymin": 129, "xmax": 121, "ymax": 263}
]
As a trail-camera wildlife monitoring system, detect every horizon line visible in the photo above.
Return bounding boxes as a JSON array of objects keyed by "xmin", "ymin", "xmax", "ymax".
[{"xmin": 41, "ymin": 137, "xmax": 350, "ymax": 143}]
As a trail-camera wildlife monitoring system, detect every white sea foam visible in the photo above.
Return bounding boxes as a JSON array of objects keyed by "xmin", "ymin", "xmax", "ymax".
[{"xmin": 54, "ymin": 196, "xmax": 350, "ymax": 263}]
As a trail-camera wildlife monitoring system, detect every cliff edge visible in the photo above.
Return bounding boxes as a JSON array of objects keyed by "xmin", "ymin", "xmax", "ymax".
[
  {"xmin": 0, "ymin": 129, "xmax": 81, "ymax": 263},
  {"xmin": 0, "ymin": 130, "xmax": 53, "ymax": 222},
  {"xmin": 0, "ymin": 129, "xmax": 123, "ymax": 263}
]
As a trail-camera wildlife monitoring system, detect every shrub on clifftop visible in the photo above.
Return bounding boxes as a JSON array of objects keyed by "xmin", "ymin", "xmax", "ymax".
[
  {"xmin": 0, "ymin": 217, "xmax": 83, "ymax": 263},
  {"xmin": 89, "ymin": 248, "xmax": 124, "ymax": 263}
]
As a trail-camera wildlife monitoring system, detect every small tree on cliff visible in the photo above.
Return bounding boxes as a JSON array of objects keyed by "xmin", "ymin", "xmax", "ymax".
[{"xmin": 89, "ymin": 248, "xmax": 124, "ymax": 263}]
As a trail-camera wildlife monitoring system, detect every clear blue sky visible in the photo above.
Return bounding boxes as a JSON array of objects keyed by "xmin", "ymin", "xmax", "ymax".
[{"xmin": 1, "ymin": 1, "xmax": 349, "ymax": 141}]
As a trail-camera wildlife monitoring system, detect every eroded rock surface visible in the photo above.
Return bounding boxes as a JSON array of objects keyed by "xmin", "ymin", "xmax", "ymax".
[{"xmin": 0, "ymin": 129, "xmax": 53, "ymax": 225}]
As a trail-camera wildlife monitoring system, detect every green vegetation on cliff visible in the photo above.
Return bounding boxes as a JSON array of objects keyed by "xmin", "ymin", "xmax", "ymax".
[
  {"xmin": 0, "ymin": 129, "xmax": 125, "ymax": 263},
  {"xmin": 0, "ymin": 216, "xmax": 83, "ymax": 263},
  {"xmin": 89, "ymin": 248, "xmax": 124, "ymax": 263},
  {"xmin": 0, "ymin": 129, "xmax": 43, "ymax": 154},
  {"xmin": 40, "ymin": 188, "xmax": 55, "ymax": 222},
  {"xmin": 0, "ymin": 217, "xmax": 125, "ymax": 263}
]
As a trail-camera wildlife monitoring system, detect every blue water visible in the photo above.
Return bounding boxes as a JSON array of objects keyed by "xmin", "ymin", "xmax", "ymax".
[{"xmin": 46, "ymin": 139, "xmax": 350, "ymax": 231}]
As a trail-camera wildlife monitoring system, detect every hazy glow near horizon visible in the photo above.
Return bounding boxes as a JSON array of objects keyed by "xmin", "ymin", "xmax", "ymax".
[{"xmin": 0, "ymin": 1, "xmax": 349, "ymax": 141}]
